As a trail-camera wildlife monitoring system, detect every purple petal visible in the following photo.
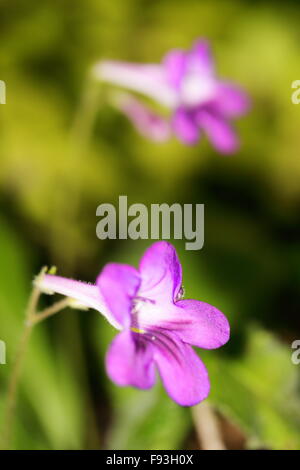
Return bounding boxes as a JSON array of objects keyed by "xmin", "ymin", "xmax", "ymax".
[
  {"xmin": 139, "ymin": 241, "xmax": 182, "ymax": 304},
  {"xmin": 163, "ymin": 49, "xmax": 187, "ymax": 89},
  {"xmin": 97, "ymin": 264, "xmax": 141, "ymax": 328},
  {"xmin": 116, "ymin": 93, "xmax": 170, "ymax": 142},
  {"xmin": 106, "ymin": 330, "xmax": 156, "ymax": 389},
  {"xmin": 175, "ymin": 299, "xmax": 230, "ymax": 349},
  {"xmin": 197, "ymin": 109, "xmax": 239, "ymax": 154},
  {"xmin": 188, "ymin": 39, "xmax": 215, "ymax": 77},
  {"xmin": 214, "ymin": 82, "xmax": 250, "ymax": 117},
  {"xmin": 36, "ymin": 274, "xmax": 121, "ymax": 329},
  {"xmin": 94, "ymin": 60, "xmax": 177, "ymax": 107},
  {"xmin": 179, "ymin": 40, "xmax": 217, "ymax": 107},
  {"xmin": 172, "ymin": 108, "xmax": 200, "ymax": 145},
  {"xmin": 153, "ymin": 331, "xmax": 210, "ymax": 406}
]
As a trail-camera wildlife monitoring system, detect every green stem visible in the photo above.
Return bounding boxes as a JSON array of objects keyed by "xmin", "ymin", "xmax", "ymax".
[
  {"xmin": 0, "ymin": 271, "xmax": 70, "ymax": 450},
  {"xmin": 29, "ymin": 298, "xmax": 71, "ymax": 326}
]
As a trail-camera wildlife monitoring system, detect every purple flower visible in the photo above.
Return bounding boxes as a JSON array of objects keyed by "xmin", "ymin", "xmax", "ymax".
[
  {"xmin": 37, "ymin": 242, "xmax": 230, "ymax": 406},
  {"xmin": 94, "ymin": 39, "xmax": 250, "ymax": 154}
]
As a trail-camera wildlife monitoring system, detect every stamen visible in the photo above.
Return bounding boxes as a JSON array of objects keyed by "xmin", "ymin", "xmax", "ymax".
[{"xmin": 130, "ymin": 326, "xmax": 146, "ymax": 334}]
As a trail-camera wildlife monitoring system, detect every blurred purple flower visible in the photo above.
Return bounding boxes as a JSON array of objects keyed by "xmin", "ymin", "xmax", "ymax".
[
  {"xmin": 37, "ymin": 241, "xmax": 230, "ymax": 406},
  {"xmin": 94, "ymin": 39, "xmax": 250, "ymax": 154}
]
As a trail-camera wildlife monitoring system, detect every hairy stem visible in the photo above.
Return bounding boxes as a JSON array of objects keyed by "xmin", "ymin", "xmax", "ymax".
[
  {"xmin": 0, "ymin": 271, "xmax": 70, "ymax": 449},
  {"xmin": 191, "ymin": 401, "xmax": 226, "ymax": 450},
  {"xmin": 29, "ymin": 298, "xmax": 71, "ymax": 326}
]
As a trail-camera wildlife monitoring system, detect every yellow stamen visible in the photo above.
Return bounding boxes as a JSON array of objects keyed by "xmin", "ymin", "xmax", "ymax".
[{"xmin": 131, "ymin": 327, "xmax": 146, "ymax": 334}]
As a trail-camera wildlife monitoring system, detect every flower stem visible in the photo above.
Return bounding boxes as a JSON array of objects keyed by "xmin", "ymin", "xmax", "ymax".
[
  {"xmin": 0, "ymin": 270, "xmax": 70, "ymax": 449},
  {"xmin": 191, "ymin": 401, "xmax": 226, "ymax": 450},
  {"xmin": 29, "ymin": 298, "xmax": 71, "ymax": 326}
]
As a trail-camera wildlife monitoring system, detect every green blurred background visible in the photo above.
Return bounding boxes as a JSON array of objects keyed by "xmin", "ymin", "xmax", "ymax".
[{"xmin": 0, "ymin": 0, "xmax": 300, "ymax": 450}]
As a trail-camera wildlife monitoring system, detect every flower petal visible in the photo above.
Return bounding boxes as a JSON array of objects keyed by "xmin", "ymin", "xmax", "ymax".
[
  {"xmin": 188, "ymin": 39, "xmax": 215, "ymax": 77},
  {"xmin": 36, "ymin": 274, "xmax": 120, "ymax": 329},
  {"xmin": 197, "ymin": 109, "xmax": 239, "ymax": 154},
  {"xmin": 153, "ymin": 331, "xmax": 210, "ymax": 406},
  {"xmin": 106, "ymin": 330, "xmax": 156, "ymax": 389},
  {"xmin": 139, "ymin": 241, "xmax": 182, "ymax": 303},
  {"xmin": 94, "ymin": 60, "xmax": 177, "ymax": 107},
  {"xmin": 172, "ymin": 108, "xmax": 200, "ymax": 145},
  {"xmin": 163, "ymin": 49, "xmax": 187, "ymax": 89},
  {"xmin": 115, "ymin": 93, "xmax": 170, "ymax": 142},
  {"xmin": 179, "ymin": 40, "xmax": 217, "ymax": 107},
  {"xmin": 97, "ymin": 263, "xmax": 140, "ymax": 328},
  {"xmin": 175, "ymin": 299, "xmax": 230, "ymax": 349},
  {"xmin": 214, "ymin": 82, "xmax": 250, "ymax": 117}
]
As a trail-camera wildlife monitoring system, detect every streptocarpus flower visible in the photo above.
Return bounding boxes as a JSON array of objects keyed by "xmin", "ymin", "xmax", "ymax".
[
  {"xmin": 36, "ymin": 242, "xmax": 230, "ymax": 406},
  {"xmin": 93, "ymin": 39, "xmax": 250, "ymax": 154}
]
